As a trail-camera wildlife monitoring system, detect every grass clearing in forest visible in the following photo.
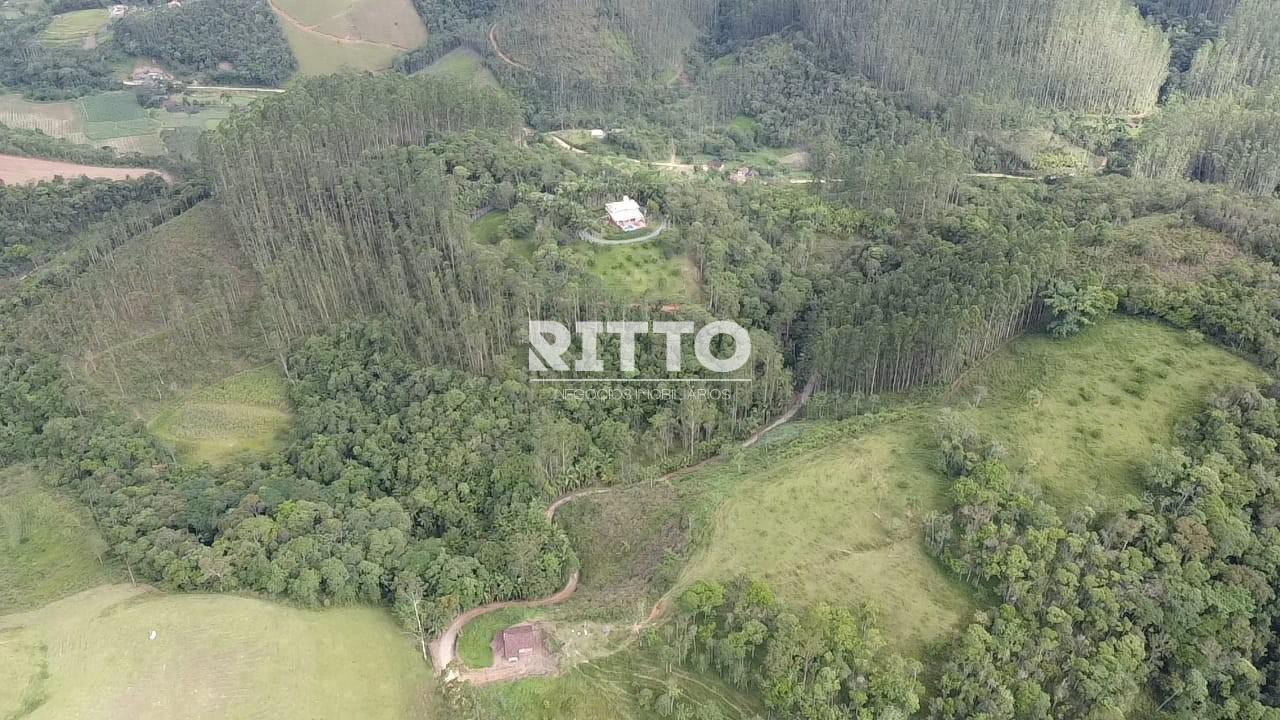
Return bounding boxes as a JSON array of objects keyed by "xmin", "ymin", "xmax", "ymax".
[
  {"xmin": 475, "ymin": 648, "xmax": 759, "ymax": 720},
  {"xmin": 149, "ymin": 365, "xmax": 291, "ymax": 465},
  {"xmin": 561, "ymin": 316, "xmax": 1261, "ymax": 657},
  {"xmin": 558, "ymin": 482, "xmax": 688, "ymax": 621},
  {"xmin": 948, "ymin": 317, "xmax": 1262, "ymax": 507},
  {"xmin": 586, "ymin": 243, "xmax": 700, "ymax": 304},
  {"xmin": 422, "ymin": 47, "xmax": 499, "ymax": 87},
  {"xmin": 39, "ymin": 9, "xmax": 109, "ymax": 48},
  {"xmin": 0, "ymin": 467, "xmax": 116, "ymax": 615},
  {"xmin": 0, "ymin": 586, "xmax": 436, "ymax": 720}
]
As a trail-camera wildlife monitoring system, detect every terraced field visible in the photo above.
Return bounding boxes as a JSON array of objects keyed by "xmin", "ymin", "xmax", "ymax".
[{"xmin": 39, "ymin": 8, "xmax": 108, "ymax": 49}]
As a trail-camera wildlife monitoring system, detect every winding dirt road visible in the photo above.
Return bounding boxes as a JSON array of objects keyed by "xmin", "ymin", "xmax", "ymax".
[
  {"xmin": 268, "ymin": 0, "xmax": 417, "ymax": 51},
  {"xmin": 488, "ymin": 23, "xmax": 530, "ymax": 71},
  {"xmin": 429, "ymin": 376, "xmax": 818, "ymax": 684}
]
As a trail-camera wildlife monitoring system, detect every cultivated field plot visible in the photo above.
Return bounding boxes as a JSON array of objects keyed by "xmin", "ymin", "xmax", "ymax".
[
  {"xmin": 0, "ymin": 94, "xmax": 86, "ymax": 139},
  {"xmin": 79, "ymin": 91, "xmax": 159, "ymax": 142},
  {"xmin": 0, "ymin": 154, "xmax": 169, "ymax": 184},
  {"xmin": 0, "ymin": 91, "xmax": 250, "ymax": 157},
  {"xmin": 0, "ymin": 586, "xmax": 434, "ymax": 720},
  {"xmin": 271, "ymin": 0, "xmax": 426, "ymax": 74},
  {"xmin": 149, "ymin": 365, "xmax": 292, "ymax": 465},
  {"xmin": 39, "ymin": 8, "xmax": 109, "ymax": 49}
]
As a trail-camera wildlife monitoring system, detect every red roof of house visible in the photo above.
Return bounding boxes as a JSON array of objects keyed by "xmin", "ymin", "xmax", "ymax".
[{"xmin": 501, "ymin": 624, "xmax": 539, "ymax": 658}]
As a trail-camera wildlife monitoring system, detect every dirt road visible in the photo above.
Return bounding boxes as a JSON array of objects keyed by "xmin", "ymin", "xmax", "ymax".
[
  {"xmin": 488, "ymin": 23, "xmax": 529, "ymax": 70},
  {"xmin": 430, "ymin": 376, "xmax": 818, "ymax": 684},
  {"xmin": 268, "ymin": 0, "xmax": 416, "ymax": 50},
  {"xmin": 0, "ymin": 155, "xmax": 171, "ymax": 185}
]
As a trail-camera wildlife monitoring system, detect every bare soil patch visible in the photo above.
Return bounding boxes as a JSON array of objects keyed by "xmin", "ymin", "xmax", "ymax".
[{"xmin": 0, "ymin": 154, "xmax": 171, "ymax": 185}]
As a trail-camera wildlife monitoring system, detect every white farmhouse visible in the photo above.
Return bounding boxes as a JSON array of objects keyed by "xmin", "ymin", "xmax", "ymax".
[{"xmin": 605, "ymin": 196, "xmax": 647, "ymax": 232}]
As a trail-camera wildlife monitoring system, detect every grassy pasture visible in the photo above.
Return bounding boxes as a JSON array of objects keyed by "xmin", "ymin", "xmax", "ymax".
[
  {"xmin": 280, "ymin": 22, "xmax": 405, "ymax": 75},
  {"xmin": 559, "ymin": 317, "xmax": 1260, "ymax": 658},
  {"xmin": 0, "ymin": 586, "xmax": 436, "ymax": 720},
  {"xmin": 39, "ymin": 9, "xmax": 109, "ymax": 49},
  {"xmin": 948, "ymin": 317, "xmax": 1263, "ymax": 507},
  {"xmin": 586, "ymin": 242, "xmax": 700, "ymax": 304},
  {"xmin": 422, "ymin": 47, "xmax": 499, "ymax": 87},
  {"xmin": 0, "ymin": 467, "xmax": 116, "ymax": 615},
  {"xmin": 149, "ymin": 365, "xmax": 291, "ymax": 465},
  {"xmin": 476, "ymin": 648, "xmax": 759, "ymax": 720},
  {"xmin": 272, "ymin": 0, "xmax": 425, "ymax": 75}
]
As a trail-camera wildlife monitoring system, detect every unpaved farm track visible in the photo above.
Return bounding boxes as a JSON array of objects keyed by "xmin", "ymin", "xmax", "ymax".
[
  {"xmin": 430, "ymin": 376, "xmax": 818, "ymax": 685},
  {"xmin": 488, "ymin": 23, "xmax": 529, "ymax": 70},
  {"xmin": 268, "ymin": 0, "xmax": 417, "ymax": 50},
  {"xmin": 0, "ymin": 155, "xmax": 171, "ymax": 185}
]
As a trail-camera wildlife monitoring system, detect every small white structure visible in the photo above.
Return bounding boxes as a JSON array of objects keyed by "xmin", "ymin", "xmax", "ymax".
[
  {"xmin": 167, "ymin": 0, "xmax": 181, "ymax": 8},
  {"xmin": 109, "ymin": 4, "xmax": 129, "ymax": 19},
  {"xmin": 605, "ymin": 196, "xmax": 647, "ymax": 232},
  {"xmin": 589, "ymin": 129, "xmax": 606, "ymax": 140}
]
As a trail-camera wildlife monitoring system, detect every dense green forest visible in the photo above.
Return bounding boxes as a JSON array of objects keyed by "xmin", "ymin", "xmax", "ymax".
[
  {"xmin": 927, "ymin": 386, "xmax": 1280, "ymax": 718},
  {"xmin": 9, "ymin": 0, "xmax": 1280, "ymax": 717},
  {"xmin": 114, "ymin": 0, "xmax": 296, "ymax": 86},
  {"xmin": 0, "ymin": 14, "xmax": 116, "ymax": 99}
]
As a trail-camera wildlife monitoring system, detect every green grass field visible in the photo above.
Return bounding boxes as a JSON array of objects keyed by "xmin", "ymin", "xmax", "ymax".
[
  {"xmin": 457, "ymin": 608, "xmax": 537, "ymax": 668},
  {"xmin": 0, "ymin": 586, "xmax": 436, "ymax": 720},
  {"xmin": 0, "ymin": 467, "xmax": 116, "ymax": 615},
  {"xmin": 422, "ymin": 47, "xmax": 500, "ymax": 87},
  {"xmin": 558, "ymin": 317, "xmax": 1261, "ymax": 657},
  {"xmin": 149, "ymin": 365, "xmax": 292, "ymax": 465},
  {"xmin": 475, "ymin": 648, "xmax": 760, "ymax": 720},
  {"xmin": 273, "ymin": 0, "xmax": 425, "ymax": 75},
  {"xmin": 586, "ymin": 243, "xmax": 700, "ymax": 304},
  {"xmin": 274, "ymin": 0, "xmax": 426, "ymax": 49},
  {"xmin": 948, "ymin": 318, "xmax": 1263, "ymax": 507},
  {"xmin": 79, "ymin": 91, "xmax": 159, "ymax": 141},
  {"xmin": 39, "ymin": 9, "xmax": 109, "ymax": 48}
]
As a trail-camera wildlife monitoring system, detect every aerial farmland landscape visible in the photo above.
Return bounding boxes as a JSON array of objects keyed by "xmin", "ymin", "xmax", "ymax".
[{"xmin": 4, "ymin": 0, "xmax": 1280, "ymax": 718}]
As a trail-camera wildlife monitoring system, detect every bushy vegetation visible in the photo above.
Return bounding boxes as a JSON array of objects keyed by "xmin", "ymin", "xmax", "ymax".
[
  {"xmin": 0, "ymin": 14, "xmax": 116, "ymax": 100},
  {"xmin": 0, "ymin": 175, "xmax": 172, "ymax": 276},
  {"xmin": 927, "ymin": 385, "xmax": 1280, "ymax": 718},
  {"xmin": 114, "ymin": 0, "xmax": 297, "ymax": 86}
]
